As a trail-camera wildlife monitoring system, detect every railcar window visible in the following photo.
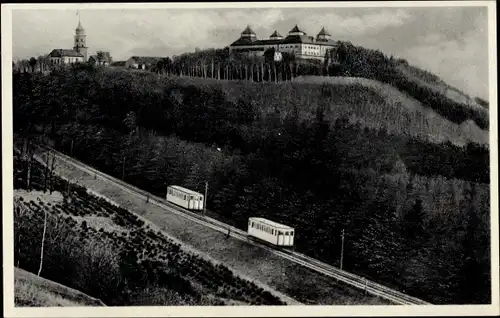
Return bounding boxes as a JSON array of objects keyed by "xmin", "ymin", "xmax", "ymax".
[{"xmin": 291, "ymin": 231, "xmax": 294, "ymax": 236}]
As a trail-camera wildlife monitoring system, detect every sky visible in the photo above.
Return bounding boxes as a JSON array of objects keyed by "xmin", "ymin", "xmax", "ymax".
[{"xmin": 11, "ymin": 5, "xmax": 490, "ymax": 99}]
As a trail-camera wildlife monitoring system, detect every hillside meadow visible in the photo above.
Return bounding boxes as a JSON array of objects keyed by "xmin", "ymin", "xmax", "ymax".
[{"xmin": 13, "ymin": 67, "xmax": 490, "ymax": 305}]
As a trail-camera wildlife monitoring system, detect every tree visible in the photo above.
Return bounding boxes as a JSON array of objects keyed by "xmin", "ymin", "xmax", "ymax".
[
  {"xmin": 29, "ymin": 57, "xmax": 37, "ymax": 73},
  {"xmin": 38, "ymin": 197, "xmax": 48, "ymax": 276},
  {"xmin": 123, "ymin": 111, "xmax": 137, "ymax": 136},
  {"xmin": 14, "ymin": 198, "xmax": 29, "ymax": 268},
  {"xmin": 96, "ymin": 51, "xmax": 105, "ymax": 65},
  {"xmin": 403, "ymin": 198, "xmax": 426, "ymax": 243}
]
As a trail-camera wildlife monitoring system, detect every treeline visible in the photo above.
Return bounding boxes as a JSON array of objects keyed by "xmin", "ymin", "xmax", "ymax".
[
  {"xmin": 154, "ymin": 47, "xmax": 325, "ymax": 83},
  {"xmin": 13, "ymin": 69, "xmax": 490, "ymax": 304},
  {"xmin": 13, "ymin": 51, "xmax": 113, "ymax": 74}
]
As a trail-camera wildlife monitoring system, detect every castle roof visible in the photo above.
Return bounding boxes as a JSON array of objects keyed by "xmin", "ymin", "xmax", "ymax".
[
  {"xmin": 270, "ymin": 30, "xmax": 283, "ymax": 38},
  {"xmin": 229, "ymin": 25, "xmax": 338, "ymax": 48},
  {"xmin": 282, "ymin": 34, "xmax": 315, "ymax": 44},
  {"xmin": 289, "ymin": 25, "xmax": 306, "ymax": 34},
  {"xmin": 315, "ymin": 38, "xmax": 338, "ymax": 46},
  {"xmin": 49, "ymin": 49, "xmax": 84, "ymax": 58},
  {"xmin": 230, "ymin": 37, "xmax": 258, "ymax": 46},
  {"xmin": 317, "ymin": 27, "xmax": 330, "ymax": 36},
  {"xmin": 241, "ymin": 25, "xmax": 256, "ymax": 36}
]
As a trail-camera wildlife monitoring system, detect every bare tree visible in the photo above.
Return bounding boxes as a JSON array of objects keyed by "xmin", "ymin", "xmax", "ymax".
[
  {"xmin": 38, "ymin": 197, "xmax": 48, "ymax": 276},
  {"xmin": 77, "ymin": 240, "xmax": 123, "ymax": 301},
  {"xmin": 48, "ymin": 151, "xmax": 57, "ymax": 194},
  {"xmin": 14, "ymin": 198, "xmax": 29, "ymax": 268},
  {"xmin": 43, "ymin": 150, "xmax": 50, "ymax": 192},
  {"xmin": 25, "ymin": 145, "xmax": 35, "ymax": 191}
]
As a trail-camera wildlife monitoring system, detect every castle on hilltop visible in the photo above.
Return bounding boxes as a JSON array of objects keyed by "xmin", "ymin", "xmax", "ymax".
[{"xmin": 229, "ymin": 25, "xmax": 338, "ymax": 61}]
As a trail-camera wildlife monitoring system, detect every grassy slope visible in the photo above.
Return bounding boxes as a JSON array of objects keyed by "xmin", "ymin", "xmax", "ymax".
[
  {"xmin": 14, "ymin": 268, "xmax": 106, "ymax": 307},
  {"xmin": 132, "ymin": 72, "xmax": 488, "ymax": 147}
]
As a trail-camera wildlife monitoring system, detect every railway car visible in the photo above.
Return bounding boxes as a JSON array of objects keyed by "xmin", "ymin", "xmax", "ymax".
[
  {"xmin": 166, "ymin": 185, "xmax": 204, "ymax": 211},
  {"xmin": 247, "ymin": 217, "xmax": 295, "ymax": 247}
]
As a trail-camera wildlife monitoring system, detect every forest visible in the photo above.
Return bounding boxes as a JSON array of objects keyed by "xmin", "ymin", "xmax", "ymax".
[{"xmin": 13, "ymin": 65, "xmax": 490, "ymax": 305}]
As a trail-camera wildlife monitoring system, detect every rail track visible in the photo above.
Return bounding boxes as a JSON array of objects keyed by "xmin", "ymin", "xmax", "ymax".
[{"xmin": 31, "ymin": 144, "xmax": 431, "ymax": 306}]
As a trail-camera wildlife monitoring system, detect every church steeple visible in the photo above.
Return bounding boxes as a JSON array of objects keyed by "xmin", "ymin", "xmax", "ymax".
[
  {"xmin": 76, "ymin": 20, "xmax": 84, "ymax": 32},
  {"xmin": 73, "ymin": 11, "xmax": 88, "ymax": 61}
]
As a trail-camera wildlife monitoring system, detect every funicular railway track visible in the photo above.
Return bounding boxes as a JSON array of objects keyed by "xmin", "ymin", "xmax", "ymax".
[{"xmin": 31, "ymin": 144, "xmax": 431, "ymax": 306}]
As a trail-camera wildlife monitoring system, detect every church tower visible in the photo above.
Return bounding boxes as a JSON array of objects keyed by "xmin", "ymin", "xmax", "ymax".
[{"xmin": 73, "ymin": 16, "xmax": 88, "ymax": 61}]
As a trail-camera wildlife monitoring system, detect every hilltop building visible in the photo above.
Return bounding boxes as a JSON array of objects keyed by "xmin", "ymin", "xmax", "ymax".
[
  {"xmin": 229, "ymin": 25, "xmax": 338, "ymax": 61},
  {"xmin": 125, "ymin": 56, "xmax": 164, "ymax": 70},
  {"xmin": 48, "ymin": 19, "xmax": 87, "ymax": 65}
]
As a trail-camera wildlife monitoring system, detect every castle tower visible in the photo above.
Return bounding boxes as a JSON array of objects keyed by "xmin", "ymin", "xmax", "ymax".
[
  {"xmin": 316, "ymin": 27, "xmax": 332, "ymax": 41},
  {"xmin": 269, "ymin": 30, "xmax": 283, "ymax": 40},
  {"xmin": 288, "ymin": 25, "xmax": 306, "ymax": 36},
  {"xmin": 73, "ymin": 16, "xmax": 88, "ymax": 61},
  {"xmin": 240, "ymin": 25, "xmax": 257, "ymax": 42}
]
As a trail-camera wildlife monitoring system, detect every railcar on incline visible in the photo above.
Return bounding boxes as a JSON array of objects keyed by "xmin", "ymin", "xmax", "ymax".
[
  {"xmin": 247, "ymin": 217, "xmax": 295, "ymax": 247},
  {"xmin": 166, "ymin": 185, "xmax": 204, "ymax": 211}
]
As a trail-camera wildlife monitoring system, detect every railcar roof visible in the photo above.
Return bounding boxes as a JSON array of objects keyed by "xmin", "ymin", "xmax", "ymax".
[
  {"xmin": 168, "ymin": 185, "xmax": 203, "ymax": 196},
  {"xmin": 249, "ymin": 217, "xmax": 294, "ymax": 230}
]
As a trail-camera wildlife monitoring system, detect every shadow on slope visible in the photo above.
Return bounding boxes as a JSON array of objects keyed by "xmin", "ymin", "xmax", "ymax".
[{"xmin": 14, "ymin": 267, "xmax": 106, "ymax": 307}]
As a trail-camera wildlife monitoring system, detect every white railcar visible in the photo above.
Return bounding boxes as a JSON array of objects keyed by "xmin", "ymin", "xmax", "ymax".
[
  {"xmin": 247, "ymin": 217, "xmax": 295, "ymax": 247},
  {"xmin": 166, "ymin": 185, "xmax": 204, "ymax": 211}
]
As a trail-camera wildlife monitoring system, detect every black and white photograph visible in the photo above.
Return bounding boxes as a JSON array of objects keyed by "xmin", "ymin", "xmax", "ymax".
[{"xmin": 2, "ymin": 1, "xmax": 498, "ymax": 317}]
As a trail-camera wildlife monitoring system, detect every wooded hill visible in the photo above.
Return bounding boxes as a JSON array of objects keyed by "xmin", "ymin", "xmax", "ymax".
[
  {"xmin": 13, "ymin": 57, "xmax": 490, "ymax": 305},
  {"xmin": 149, "ymin": 42, "xmax": 489, "ymax": 131}
]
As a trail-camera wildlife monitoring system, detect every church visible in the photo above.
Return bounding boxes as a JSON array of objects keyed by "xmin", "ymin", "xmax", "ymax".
[
  {"xmin": 48, "ymin": 19, "xmax": 88, "ymax": 65},
  {"xmin": 229, "ymin": 25, "xmax": 339, "ymax": 61}
]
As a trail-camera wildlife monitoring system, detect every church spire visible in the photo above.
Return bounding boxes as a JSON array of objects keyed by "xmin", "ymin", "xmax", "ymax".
[
  {"xmin": 76, "ymin": 10, "xmax": 84, "ymax": 31},
  {"xmin": 74, "ymin": 10, "xmax": 88, "ymax": 61}
]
